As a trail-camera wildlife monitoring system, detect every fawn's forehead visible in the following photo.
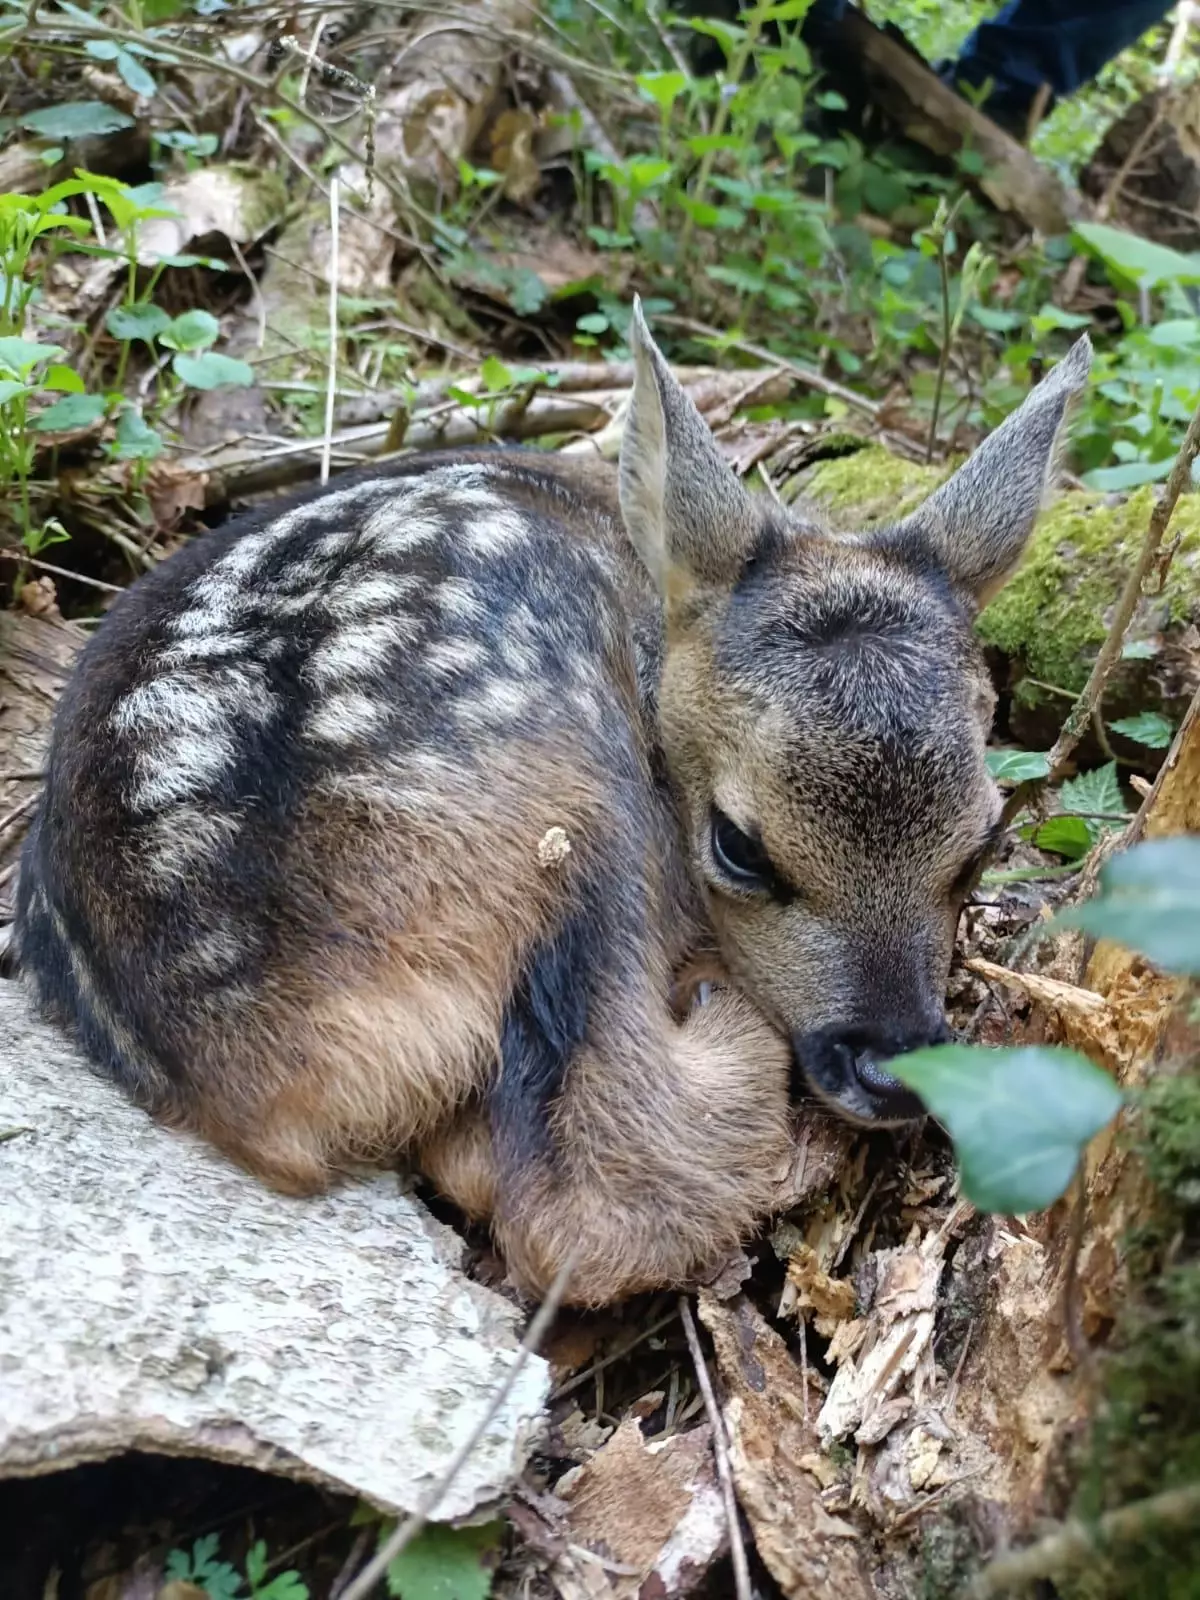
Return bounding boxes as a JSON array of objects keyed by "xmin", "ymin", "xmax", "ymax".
[{"xmin": 706, "ymin": 535, "xmax": 994, "ymax": 842}]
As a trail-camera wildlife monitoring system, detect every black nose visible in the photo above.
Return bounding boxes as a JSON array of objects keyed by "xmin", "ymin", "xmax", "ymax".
[{"xmin": 792, "ymin": 1020, "xmax": 951, "ymax": 1122}]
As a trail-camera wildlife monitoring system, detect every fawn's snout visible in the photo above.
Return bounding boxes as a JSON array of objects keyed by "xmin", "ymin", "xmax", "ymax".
[{"xmin": 792, "ymin": 1017, "xmax": 954, "ymax": 1125}]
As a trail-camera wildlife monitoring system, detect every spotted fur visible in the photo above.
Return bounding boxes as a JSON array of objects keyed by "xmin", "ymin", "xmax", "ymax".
[{"xmin": 12, "ymin": 307, "xmax": 1092, "ymax": 1305}]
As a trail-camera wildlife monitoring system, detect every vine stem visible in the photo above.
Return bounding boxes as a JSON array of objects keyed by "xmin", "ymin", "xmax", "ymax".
[{"xmin": 679, "ymin": 9, "xmax": 764, "ymax": 256}]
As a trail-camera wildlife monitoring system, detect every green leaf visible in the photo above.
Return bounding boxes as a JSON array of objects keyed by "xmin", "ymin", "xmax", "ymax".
[
  {"xmin": 1109, "ymin": 712, "xmax": 1175, "ymax": 749},
  {"xmin": 18, "ymin": 101, "xmax": 136, "ymax": 140},
  {"xmin": 111, "ymin": 406, "xmax": 163, "ymax": 460},
  {"xmin": 576, "ymin": 312, "xmax": 608, "ymax": 335},
  {"xmin": 1072, "ymin": 221, "xmax": 1200, "ymax": 289},
  {"xmin": 42, "ymin": 364, "xmax": 84, "ymax": 393},
  {"xmin": 888, "ymin": 1044, "xmax": 1124, "ymax": 1214},
  {"xmin": 0, "ymin": 336, "xmax": 66, "ymax": 378},
  {"xmin": 986, "ymin": 748, "xmax": 1051, "ymax": 783},
  {"xmin": 31, "ymin": 392, "xmax": 106, "ymax": 430},
  {"xmin": 1051, "ymin": 836, "xmax": 1200, "ymax": 975},
  {"xmin": 479, "ymin": 354, "xmax": 513, "ymax": 393},
  {"xmin": 173, "ymin": 350, "xmax": 254, "ymax": 389},
  {"xmin": 1080, "ymin": 458, "xmax": 1175, "ymax": 492},
  {"xmin": 159, "ymin": 308, "xmax": 220, "ymax": 351},
  {"xmin": 1033, "ymin": 815, "xmax": 1093, "ymax": 861},
  {"xmin": 0, "ymin": 379, "xmax": 29, "ymax": 405},
  {"xmin": 386, "ymin": 1522, "xmax": 503, "ymax": 1600},
  {"xmin": 636, "ymin": 70, "xmax": 688, "ymax": 113},
  {"xmin": 106, "ymin": 302, "xmax": 170, "ymax": 342},
  {"xmin": 115, "ymin": 47, "xmax": 157, "ymax": 98},
  {"xmin": 1121, "ymin": 639, "xmax": 1159, "ymax": 660},
  {"xmin": 1060, "ymin": 761, "xmax": 1126, "ymax": 825}
]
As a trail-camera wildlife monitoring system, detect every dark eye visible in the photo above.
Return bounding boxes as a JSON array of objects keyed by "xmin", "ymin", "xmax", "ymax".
[{"xmin": 711, "ymin": 809, "xmax": 773, "ymax": 888}]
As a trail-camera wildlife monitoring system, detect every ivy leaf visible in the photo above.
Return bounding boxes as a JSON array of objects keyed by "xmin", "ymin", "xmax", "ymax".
[
  {"xmin": 1109, "ymin": 712, "xmax": 1175, "ymax": 749},
  {"xmin": 159, "ymin": 308, "xmax": 220, "ymax": 352},
  {"xmin": 173, "ymin": 350, "xmax": 254, "ymax": 389},
  {"xmin": 18, "ymin": 101, "xmax": 136, "ymax": 140},
  {"xmin": 1051, "ymin": 836, "xmax": 1200, "ymax": 976},
  {"xmin": 985, "ymin": 749, "xmax": 1050, "ymax": 783},
  {"xmin": 106, "ymin": 302, "xmax": 170, "ymax": 343},
  {"xmin": 385, "ymin": 1521, "xmax": 504, "ymax": 1600},
  {"xmin": 30, "ymin": 392, "xmax": 106, "ymax": 431},
  {"xmin": 1033, "ymin": 815, "xmax": 1093, "ymax": 861},
  {"xmin": 887, "ymin": 1044, "xmax": 1124, "ymax": 1215}
]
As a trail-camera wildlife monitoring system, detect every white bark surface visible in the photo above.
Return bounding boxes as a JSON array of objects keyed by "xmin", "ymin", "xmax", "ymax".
[{"xmin": 0, "ymin": 984, "xmax": 550, "ymax": 1517}]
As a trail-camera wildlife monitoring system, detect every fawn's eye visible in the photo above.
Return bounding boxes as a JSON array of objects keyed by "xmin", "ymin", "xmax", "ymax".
[{"xmin": 710, "ymin": 809, "xmax": 773, "ymax": 889}]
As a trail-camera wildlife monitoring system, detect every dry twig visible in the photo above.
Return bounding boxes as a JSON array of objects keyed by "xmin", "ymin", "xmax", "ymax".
[{"xmin": 678, "ymin": 1294, "xmax": 753, "ymax": 1600}]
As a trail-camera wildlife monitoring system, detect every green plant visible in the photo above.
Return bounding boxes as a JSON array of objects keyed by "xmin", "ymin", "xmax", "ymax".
[
  {"xmin": 891, "ymin": 835, "xmax": 1200, "ymax": 1217},
  {"xmin": 165, "ymin": 1534, "xmax": 309, "ymax": 1600}
]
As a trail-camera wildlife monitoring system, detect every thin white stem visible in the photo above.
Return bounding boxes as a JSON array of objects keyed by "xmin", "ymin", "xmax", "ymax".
[{"xmin": 321, "ymin": 174, "xmax": 340, "ymax": 488}]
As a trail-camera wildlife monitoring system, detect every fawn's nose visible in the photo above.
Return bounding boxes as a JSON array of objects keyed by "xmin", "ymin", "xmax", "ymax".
[{"xmin": 792, "ymin": 1018, "xmax": 952, "ymax": 1123}]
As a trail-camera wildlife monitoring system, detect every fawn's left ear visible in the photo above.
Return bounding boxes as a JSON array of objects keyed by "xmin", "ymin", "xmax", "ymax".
[
  {"xmin": 872, "ymin": 335, "xmax": 1093, "ymax": 611},
  {"xmin": 619, "ymin": 297, "xmax": 762, "ymax": 605}
]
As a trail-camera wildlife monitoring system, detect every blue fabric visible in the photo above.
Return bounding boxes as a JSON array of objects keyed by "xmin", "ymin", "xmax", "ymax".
[{"xmin": 944, "ymin": 0, "xmax": 1173, "ymax": 121}]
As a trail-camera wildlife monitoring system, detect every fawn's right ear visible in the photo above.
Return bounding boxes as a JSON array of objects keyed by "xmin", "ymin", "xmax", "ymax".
[{"xmin": 619, "ymin": 298, "xmax": 761, "ymax": 607}]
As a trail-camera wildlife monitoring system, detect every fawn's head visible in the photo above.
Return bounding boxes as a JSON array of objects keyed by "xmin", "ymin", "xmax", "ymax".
[{"xmin": 620, "ymin": 300, "xmax": 1091, "ymax": 1126}]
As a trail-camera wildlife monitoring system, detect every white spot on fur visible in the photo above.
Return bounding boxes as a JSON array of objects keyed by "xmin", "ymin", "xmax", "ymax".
[
  {"xmin": 305, "ymin": 615, "xmax": 420, "ymax": 689},
  {"xmin": 145, "ymin": 807, "xmax": 241, "ymax": 887},
  {"xmin": 454, "ymin": 677, "xmax": 532, "ymax": 728},
  {"xmin": 177, "ymin": 921, "xmax": 246, "ymax": 977},
  {"xmin": 305, "ymin": 689, "xmax": 386, "ymax": 744},
  {"xmin": 499, "ymin": 633, "xmax": 539, "ymax": 678},
  {"xmin": 434, "ymin": 577, "xmax": 484, "ymax": 622},
  {"xmin": 129, "ymin": 729, "xmax": 237, "ymax": 812},
  {"xmin": 463, "ymin": 508, "xmax": 531, "ymax": 557},
  {"xmin": 425, "ymin": 637, "xmax": 487, "ymax": 679},
  {"xmin": 324, "ymin": 571, "xmax": 422, "ymax": 620},
  {"xmin": 367, "ymin": 509, "xmax": 443, "ymax": 557}
]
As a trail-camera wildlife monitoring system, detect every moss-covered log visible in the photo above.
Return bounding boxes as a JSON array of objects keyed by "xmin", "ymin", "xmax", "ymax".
[{"xmin": 796, "ymin": 444, "xmax": 1200, "ymax": 756}]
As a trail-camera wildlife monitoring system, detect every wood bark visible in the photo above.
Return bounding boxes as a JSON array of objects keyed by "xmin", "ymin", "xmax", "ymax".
[{"xmin": 0, "ymin": 982, "xmax": 550, "ymax": 1515}]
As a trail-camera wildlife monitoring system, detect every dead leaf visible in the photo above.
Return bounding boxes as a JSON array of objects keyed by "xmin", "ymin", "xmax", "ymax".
[
  {"xmin": 16, "ymin": 577, "xmax": 61, "ymax": 621},
  {"xmin": 551, "ymin": 1418, "xmax": 726, "ymax": 1600},
  {"xmin": 489, "ymin": 107, "xmax": 542, "ymax": 203},
  {"xmin": 698, "ymin": 1292, "xmax": 873, "ymax": 1600}
]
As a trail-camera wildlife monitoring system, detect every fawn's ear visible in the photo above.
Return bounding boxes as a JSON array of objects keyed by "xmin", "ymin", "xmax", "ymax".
[
  {"xmin": 874, "ymin": 335, "xmax": 1093, "ymax": 611},
  {"xmin": 619, "ymin": 297, "xmax": 762, "ymax": 605}
]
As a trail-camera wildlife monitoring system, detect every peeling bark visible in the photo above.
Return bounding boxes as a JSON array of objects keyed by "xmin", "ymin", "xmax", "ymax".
[{"xmin": 0, "ymin": 986, "xmax": 550, "ymax": 1518}]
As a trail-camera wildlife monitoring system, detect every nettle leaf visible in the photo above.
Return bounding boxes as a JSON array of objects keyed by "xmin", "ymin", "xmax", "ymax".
[
  {"xmin": 19, "ymin": 100, "xmax": 135, "ymax": 140},
  {"xmin": 1060, "ymin": 761, "xmax": 1127, "ymax": 826},
  {"xmin": 385, "ymin": 1521, "xmax": 504, "ymax": 1600},
  {"xmin": 159, "ymin": 308, "xmax": 220, "ymax": 351},
  {"xmin": 1033, "ymin": 815, "xmax": 1093, "ymax": 861},
  {"xmin": 31, "ymin": 392, "xmax": 106, "ymax": 431},
  {"xmin": 106, "ymin": 302, "xmax": 170, "ymax": 343},
  {"xmin": 888, "ymin": 1044, "xmax": 1124, "ymax": 1214},
  {"xmin": 1109, "ymin": 711, "xmax": 1175, "ymax": 749},
  {"xmin": 986, "ymin": 748, "xmax": 1051, "ymax": 783},
  {"xmin": 173, "ymin": 350, "xmax": 254, "ymax": 389},
  {"xmin": 1052, "ymin": 835, "xmax": 1200, "ymax": 976}
]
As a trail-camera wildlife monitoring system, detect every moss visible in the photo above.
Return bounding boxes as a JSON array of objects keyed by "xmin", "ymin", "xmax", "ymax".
[{"xmin": 803, "ymin": 446, "xmax": 1200, "ymax": 696}]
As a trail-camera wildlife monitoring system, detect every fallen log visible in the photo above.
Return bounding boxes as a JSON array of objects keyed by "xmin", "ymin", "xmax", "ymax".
[{"xmin": 0, "ymin": 983, "xmax": 551, "ymax": 1517}]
